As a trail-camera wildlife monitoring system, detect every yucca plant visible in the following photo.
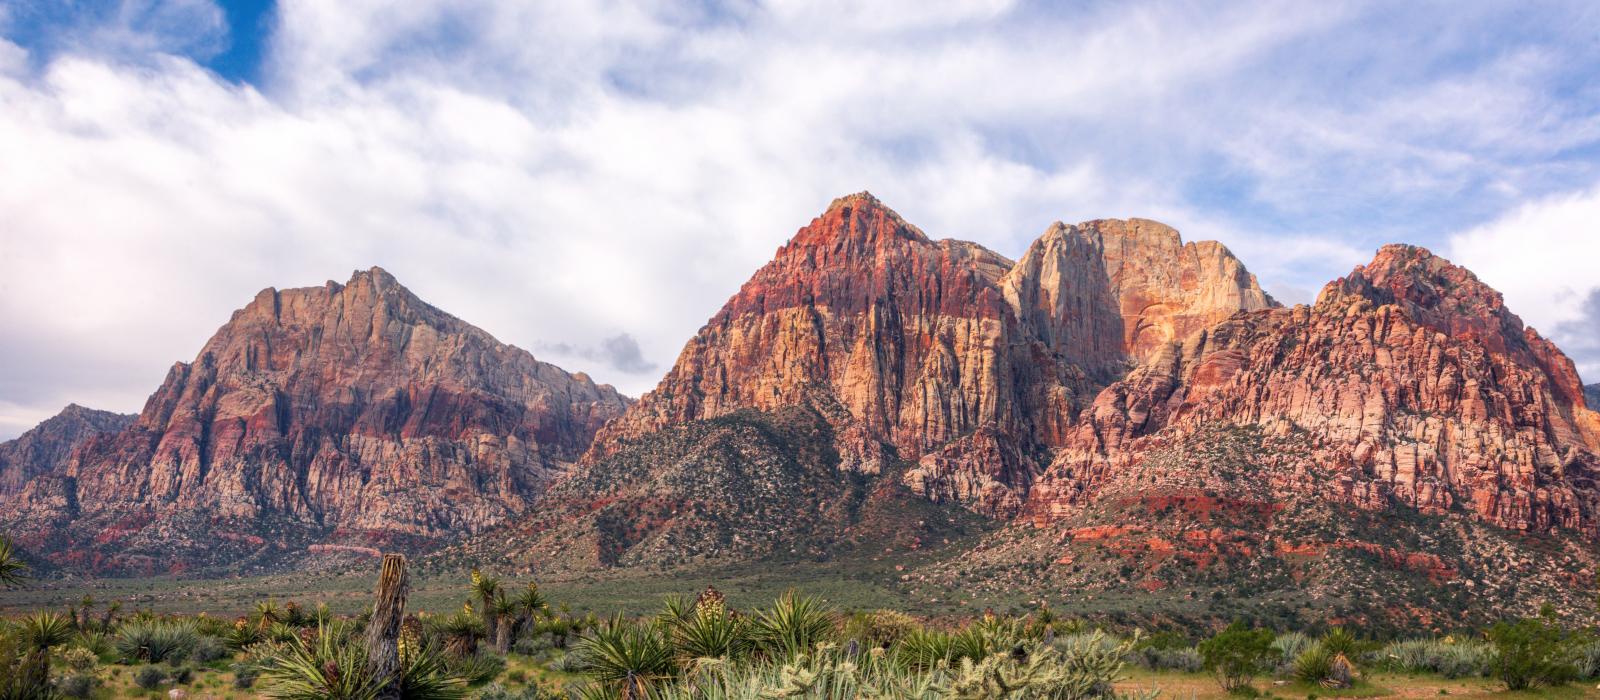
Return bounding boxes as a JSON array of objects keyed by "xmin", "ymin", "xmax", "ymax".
[
  {"xmin": 261, "ymin": 620, "xmax": 378, "ymax": 699},
  {"xmin": 436, "ymin": 612, "xmax": 486, "ymax": 658},
  {"xmin": 0, "ymin": 535, "xmax": 30, "ymax": 588},
  {"xmin": 572, "ymin": 614, "xmax": 678, "ymax": 699},
  {"xmin": 893, "ymin": 627, "xmax": 957, "ymax": 671},
  {"xmin": 226, "ymin": 618, "xmax": 267, "ymax": 650},
  {"xmin": 470, "ymin": 570, "xmax": 503, "ymax": 647},
  {"xmin": 670, "ymin": 605, "xmax": 749, "ymax": 663},
  {"xmin": 262, "ymin": 619, "xmax": 469, "ymax": 699},
  {"xmin": 115, "ymin": 619, "xmax": 199, "ymax": 663},
  {"xmin": 253, "ymin": 600, "xmax": 284, "ymax": 631},
  {"xmin": 1293, "ymin": 646, "xmax": 1335, "ymax": 684},
  {"xmin": 514, "ymin": 583, "xmax": 549, "ymax": 642},
  {"xmin": 752, "ymin": 592, "xmax": 834, "ymax": 660},
  {"xmin": 491, "ymin": 593, "xmax": 518, "ymax": 654},
  {"xmin": 20, "ymin": 611, "xmax": 75, "ymax": 650},
  {"xmin": 1320, "ymin": 627, "xmax": 1360, "ymax": 657}
]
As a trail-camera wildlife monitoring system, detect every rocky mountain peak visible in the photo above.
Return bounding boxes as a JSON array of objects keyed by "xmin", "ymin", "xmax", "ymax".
[
  {"xmin": 1, "ymin": 268, "xmax": 631, "ymax": 575},
  {"xmin": 782, "ymin": 190, "xmax": 934, "ymax": 257}
]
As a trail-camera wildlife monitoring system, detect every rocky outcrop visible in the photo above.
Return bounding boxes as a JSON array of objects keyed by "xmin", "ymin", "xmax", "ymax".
[
  {"xmin": 587, "ymin": 193, "xmax": 1270, "ymax": 517},
  {"xmin": 3, "ymin": 267, "xmax": 630, "ymax": 574},
  {"xmin": 1029, "ymin": 245, "xmax": 1600, "ymax": 537},
  {"xmin": 0, "ymin": 404, "xmax": 132, "ymax": 495},
  {"xmin": 1001, "ymin": 218, "xmax": 1276, "ymax": 376}
]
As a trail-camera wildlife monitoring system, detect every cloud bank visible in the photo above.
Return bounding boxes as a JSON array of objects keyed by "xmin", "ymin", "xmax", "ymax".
[{"xmin": 2, "ymin": 1, "xmax": 1599, "ymax": 438}]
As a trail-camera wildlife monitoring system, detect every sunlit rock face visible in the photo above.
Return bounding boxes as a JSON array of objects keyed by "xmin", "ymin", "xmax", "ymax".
[
  {"xmin": 588, "ymin": 193, "xmax": 1272, "ymax": 519},
  {"xmin": 1030, "ymin": 244, "xmax": 1600, "ymax": 538},
  {"xmin": 2, "ymin": 267, "xmax": 630, "ymax": 574}
]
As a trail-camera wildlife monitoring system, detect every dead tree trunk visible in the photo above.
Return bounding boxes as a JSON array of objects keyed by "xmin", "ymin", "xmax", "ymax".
[{"xmin": 365, "ymin": 554, "xmax": 409, "ymax": 700}]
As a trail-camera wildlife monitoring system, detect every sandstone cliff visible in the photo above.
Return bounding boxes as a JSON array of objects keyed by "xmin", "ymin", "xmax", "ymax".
[
  {"xmin": 583, "ymin": 193, "xmax": 1272, "ymax": 519},
  {"xmin": 3, "ymin": 267, "xmax": 630, "ymax": 574},
  {"xmin": 1029, "ymin": 244, "xmax": 1600, "ymax": 537}
]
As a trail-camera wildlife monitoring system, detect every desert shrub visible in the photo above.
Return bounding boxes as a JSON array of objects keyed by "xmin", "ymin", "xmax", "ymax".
[
  {"xmin": 232, "ymin": 661, "xmax": 261, "ymax": 689},
  {"xmin": 56, "ymin": 672, "xmax": 98, "ymax": 698},
  {"xmin": 1377, "ymin": 638, "xmax": 1492, "ymax": 678},
  {"xmin": 511, "ymin": 635, "xmax": 548, "ymax": 657},
  {"xmin": 1486, "ymin": 615, "xmax": 1577, "ymax": 690},
  {"xmin": 1198, "ymin": 621, "xmax": 1278, "ymax": 694},
  {"xmin": 451, "ymin": 652, "xmax": 507, "ymax": 686},
  {"xmin": 170, "ymin": 664, "xmax": 195, "ymax": 684},
  {"xmin": 58, "ymin": 645, "xmax": 99, "ymax": 672},
  {"xmin": 473, "ymin": 683, "xmax": 565, "ymax": 700},
  {"xmin": 194, "ymin": 615, "xmax": 233, "ymax": 638},
  {"xmin": 1135, "ymin": 645, "xmax": 1204, "ymax": 673},
  {"xmin": 0, "ymin": 635, "xmax": 51, "ymax": 699},
  {"xmin": 192, "ymin": 634, "xmax": 229, "ymax": 663},
  {"xmin": 134, "ymin": 664, "xmax": 168, "ymax": 690},
  {"xmin": 843, "ymin": 610, "xmax": 921, "ymax": 648},
  {"xmin": 117, "ymin": 619, "xmax": 199, "ymax": 663}
]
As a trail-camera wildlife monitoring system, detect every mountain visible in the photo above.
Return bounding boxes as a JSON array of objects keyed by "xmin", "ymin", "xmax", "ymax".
[
  {"xmin": 1, "ymin": 267, "xmax": 630, "ymax": 575},
  {"xmin": 942, "ymin": 244, "xmax": 1600, "ymax": 627},
  {"xmin": 478, "ymin": 195, "xmax": 1599, "ymax": 627},
  {"xmin": 0, "ymin": 405, "xmax": 133, "ymax": 495},
  {"xmin": 484, "ymin": 193, "xmax": 1274, "ymax": 571},
  {"xmin": 590, "ymin": 193, "xmax": 1272, "ymax": 518}
]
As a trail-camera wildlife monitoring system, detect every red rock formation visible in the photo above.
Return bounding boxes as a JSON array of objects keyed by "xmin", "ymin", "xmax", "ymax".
[
  {"xmin": 589, "ymin": 193, "xmax": 1272, "ymax": 517},
  {"xmin": 1030, "ymin": 244, "xmax": 1600, "ymax": 537},
  {"xmin": 3, "ymin": 267, "xmax": 630, "ymax": 572},
  {"xmin": 0, "ymin": 404, "xmax": 132, "ymax": 495}
]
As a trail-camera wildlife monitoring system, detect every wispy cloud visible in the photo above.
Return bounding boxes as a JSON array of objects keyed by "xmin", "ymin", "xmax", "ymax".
[{"xmin": 0, "ymin": 1, "xmax": 1598, "ymax": 437}]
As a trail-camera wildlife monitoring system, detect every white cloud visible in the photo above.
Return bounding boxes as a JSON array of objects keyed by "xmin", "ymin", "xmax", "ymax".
[
  {"xmin": 1448, "ymin": 184, "xmax": 1600, "ymax": 380},
  {"xmin": 0, "ymin": 1, "xmax": 1598, "ymax": 438}
]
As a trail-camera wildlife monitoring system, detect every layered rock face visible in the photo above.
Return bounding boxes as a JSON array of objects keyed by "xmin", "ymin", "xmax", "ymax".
[
  {"xmin": 587, "ymin": 193, "xmax": 1272, "ymax": 518},
  {"xmin": 1030, "ymin": 245, "xmax": 1600, "ymax": 537},
  {"xmin": 0, "ymin": 405, "xmax": 133, "ymax": 495},
  {"xmin": 3, "ymin": 268, "xmax": 630, "ymax": 573}
]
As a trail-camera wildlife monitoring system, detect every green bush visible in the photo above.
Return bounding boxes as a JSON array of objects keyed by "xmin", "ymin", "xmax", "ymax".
[
  {"xmin": 192, "ymin": 634, "xmax": 229, "ymax": 663},
  {"xmin": 232, "ymin": 661, "xmax": 261, "ymax": 689},
  {"xmin": 57, "ymin": 672, "xmax": 98, "ymax": 698},
  {"xmin": 450, "ymin": 652, "xmax": 507, "ymax": 686},
  {"xmin": 1198, "ymin": 621, "xmax": 1278, "ymax": 694},
  {"xmin": 843, "ymin": 610, "xmax": 921, "ymax": 649},
  {"xmin": 134, "ymin": 664, "xmax": 168, "ymax": 690},
  {"xmin": 1486, "ymin": 615, "xmax": 1577, "ymax": 690}
]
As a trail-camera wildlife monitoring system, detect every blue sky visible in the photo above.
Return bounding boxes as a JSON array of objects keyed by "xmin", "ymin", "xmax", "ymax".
[{"xmin": 1, "ymin": 0, "xmax": 1599, "ymax": 438}]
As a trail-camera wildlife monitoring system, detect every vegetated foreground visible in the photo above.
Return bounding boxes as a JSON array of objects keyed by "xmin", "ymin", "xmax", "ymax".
[{"xmin": 3, "ymin": 552, "xmax": 1599, "ymax": 699}]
